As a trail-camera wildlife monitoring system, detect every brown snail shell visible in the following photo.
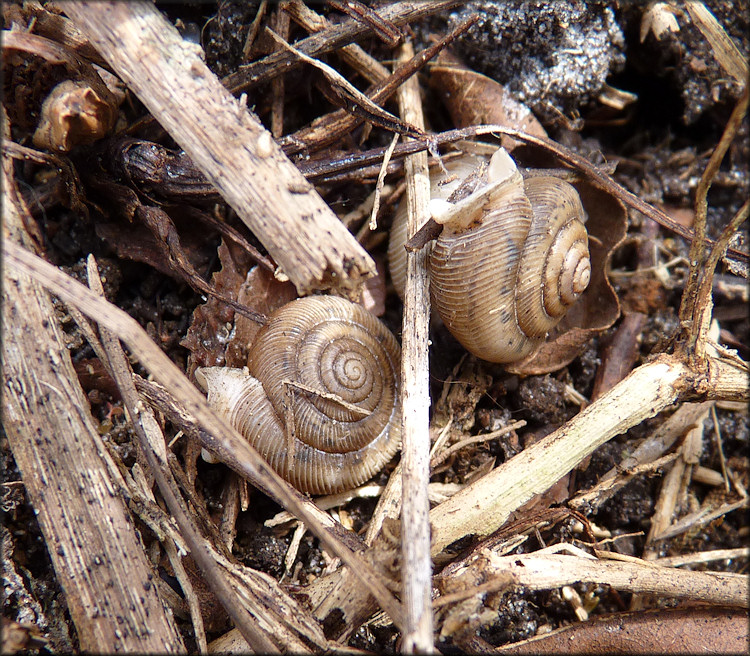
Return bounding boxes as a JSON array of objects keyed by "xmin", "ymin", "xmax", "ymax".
[
  {"xmin": 389, "ymin": 147, "xmax": 591, "ymax": 364},
  {"xmin": 196, "ymin": 296, "xmax": 401, "ymax": 495}
]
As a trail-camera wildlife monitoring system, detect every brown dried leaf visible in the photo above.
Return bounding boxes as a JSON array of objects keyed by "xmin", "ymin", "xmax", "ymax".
[
  {"xmin": 95, "ymin": 210, "xmax": 215, "ymax": 280},
  {"xmin": 434, "ymin": 359, "xmax": 493, "ymax": 433},
  {"xmin": 73, "ymin": 357, "xmax": 120, "ymax": 399},
  {"xmin": 225, "ymin": 266, "xmax": 297, "ymax": 368},
  {"xmin": 181, "ymin": 241, "xmax": 296, "ymax": 375},
  {"xmin": 429, "ymin": 50, "xmax": 547, "ymax": 150},
  {"xmin": 181, "ymin": 239, "xmax": 254, "ymax": 375},
  {"xmin": 492, "ymin": 606, "xmax": 749, "ymax": 654},
  {"xmin": 360, "ymin": 257, "xmax": 387, "ymax": 316}
]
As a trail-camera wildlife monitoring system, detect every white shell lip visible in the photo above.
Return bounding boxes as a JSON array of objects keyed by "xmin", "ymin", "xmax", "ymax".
[
  {"xmin": 429, "ymin": 147, "xmax": 522, "ymax": 231},
  {"xmin": 195, "ymin": 366, "xmax": 249, "ymax": 392},
  {"xmin": 195, "ymin": 366, "xmax": 253, "ymax": 464},
  {"xmin": 486, "ymin": 147, "xmax": 517, "ymax": 184}
]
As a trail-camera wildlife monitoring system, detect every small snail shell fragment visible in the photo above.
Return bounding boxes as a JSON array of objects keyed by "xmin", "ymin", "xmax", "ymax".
[
  {"xmin": 389, "ymin": 147, "xmax": 591, "ymax": 364},
  {"xmin": 196, "ymin": 296, "xmax": 401, "ymax": 495}
]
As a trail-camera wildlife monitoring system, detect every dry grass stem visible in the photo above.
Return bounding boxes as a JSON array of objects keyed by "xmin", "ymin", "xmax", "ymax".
[
  {"xmin": 4, "ymin": 239, "xmax": 406, "ymax": 632},
  {"xmin": 284, "ymin": 0, "xmax": 390, "ymax": 85},
  {"xmin": 439, "ymin": 550, "xmax": 748, "ymax": 610},
  {"xmin": 86, "ymin": 256, "xmax": 280, "ymax": 653},
  {"xmin": 685, "ymin": 1, "xmax": 749, "ymax": 83},
  {"xmin": 396, "ymin": 40, "xmax": 435, "ymax": 653},
  {"xmin": 657, "ymin": 547, "xmax": 750, "ymax": 568}
]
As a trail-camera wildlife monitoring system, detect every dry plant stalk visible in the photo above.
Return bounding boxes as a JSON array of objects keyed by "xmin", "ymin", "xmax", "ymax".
[
  {"xmin": 84, "ymin": 258, "xmax": 281, "ymax": 653},
  {"xmin": 437, "ymin": 549, "xmax": 748, "ymax": 610},
  {"xmin": 396, "ymin": 42, "xmax": 435, "ymax": 653},
  {"xmin": 429, "ymin": 356, "xmax": 695, "ymax": 555},
  {"xmin": 58, "ymin": 0, "xmax": 375, "ymax": 298},
  {"xmin": 223, "ymin": 0, "xmax": 459, "ymax": 92},
  {"xmin": 3, "ymin": 238, "xmax": 406, "ymax": 635},
  {"xmin": 2, "ymin": 146, "xmax": 185, "ymax": 652}
]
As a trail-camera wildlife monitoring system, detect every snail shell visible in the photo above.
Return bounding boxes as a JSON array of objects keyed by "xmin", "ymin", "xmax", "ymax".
[
  {"xmin": 196, "ymin": 296, "xmax": 401, "ymax": 495},
  {"xmin": 389, "ymin": 147, "xmax": 591, "ymax": 364}
]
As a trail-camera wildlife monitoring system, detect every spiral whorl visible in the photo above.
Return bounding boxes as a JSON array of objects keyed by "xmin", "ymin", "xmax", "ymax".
[
  {"xmin": 247, "ymin": 295, "xmax": 400, "ymax": 453},
  {"xmin": 197, "ymin": 296, "xmax": 402, "ymax": 494},
  {"xmin": 514, "ymin": 176, "xmax": 590, "ymax": 337},
  {"xmin": 427, "ymin": 167, "xmax": 590, "ymax": 364}
]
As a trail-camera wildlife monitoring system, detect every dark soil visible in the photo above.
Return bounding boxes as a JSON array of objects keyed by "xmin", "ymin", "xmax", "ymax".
[{"xmin": 2, "ymin": 1, "xmax": 747, "ymax": 652}]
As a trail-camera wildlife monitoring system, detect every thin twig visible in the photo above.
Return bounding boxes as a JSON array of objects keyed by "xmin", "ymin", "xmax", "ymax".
[
  {"xmin": 294, "ymin": 125, "xmax": 748, "ymax": 265},
  {"xmin": 278, "ymin": 15, "xmax": 478, "ymax": 156},
  {"xmin": 224, "ymin": 1, "xmax": 459, "ymax": 92},
  {"xmin": 679, "ymin": 84, "xmax": 749, "ymax": 349},
  {"xmin": 688, "ymin": 197, "xmax": 750, "ymax": 360},
  {"xmin": 284, "ymin": 0, "xmax": 390, "ymax": 86},
  {"xmin": 710, "ymin": 404, "xmax": 731, "ymax": 493},
  {"xmin": 266, "ymin": 28, "xmax": 422, "ymax": 139},
  {"xmin": 370, "ymin": 132, "xmax": 399, "ymax": 230},
  {"xmin": 430, "ymin": 421, "xmax": 527, "ymax": 470},
  {"xmin": 269, "ymin": 8, "xmax": 289, "ymax": 138},
  {"xmin": 326, "ymin": 0, "xmax": 404, "ymax": 47},
  {"xmin": 86, "ymin": 255, "xmax": 279, "ymax": 653}
]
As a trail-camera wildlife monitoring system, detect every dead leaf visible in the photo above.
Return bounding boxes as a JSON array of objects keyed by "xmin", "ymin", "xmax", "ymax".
[
  {"xmin": 181, "ymin": 239, "xmax": 254, "ymax": 374},
  {"xmin": 429, "ymin": 50, "xmax": 547, "ymax": 151},
  {"xmin": 492, "ymin": 606, "xmax": 749, "ymax": 654},
  {"xmin": 360, "ymin": 257, "xmax": 387, "ymax": 316},
  {"xmin": 95, "ymin": 210, "xmax": 215, "ymax": 281},
  {"xmin": 225, "ymin": 265, "xmax": 297, "ymax": 368},
  {"xmin": 182, "ymin": 242, "xmax": 296, "ymax": 375}
]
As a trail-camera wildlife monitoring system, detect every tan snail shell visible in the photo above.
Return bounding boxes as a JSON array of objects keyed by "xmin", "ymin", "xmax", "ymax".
[
  {"xmin": 388, "ymin": 147, "xmax": 591, "ymax": 363},
  {"xmin": 196, "ymin": 296, "xmax": 401, "ymax": 495}
]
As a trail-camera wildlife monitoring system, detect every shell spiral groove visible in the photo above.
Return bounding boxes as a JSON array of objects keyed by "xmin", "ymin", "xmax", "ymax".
[
  {"xmin": 196, "ymin": 296, "xmax": 401, "ymax": 495},
  {"xmin": 389, "ymin": 147, "xmax": 591, "ymax": 364}
]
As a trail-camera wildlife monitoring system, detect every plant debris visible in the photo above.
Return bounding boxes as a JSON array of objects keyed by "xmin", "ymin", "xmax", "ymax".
[{"xmin": 2, "ymin": 1, "xmax": 748, "ymax": 654}]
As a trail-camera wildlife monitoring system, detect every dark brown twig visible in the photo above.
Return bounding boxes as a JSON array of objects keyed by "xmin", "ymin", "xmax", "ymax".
[
  {"xmin": 137, "ymin": 205, "xmax": 268, "ymax": 325},
  {"xmin": 679, "ymin": 84, "xmax": 749, "ymax": 332},
  {"xmin": 223, "ymin": 1, "xmax": 459, "ymax": 93},
  {"xmin": 688, "ymin": 199, "xmax": 749, "ymax": 362},
  {"xmin": 267, "ymin": 27, "xmax": 424, "ymax": 140},
  {"xmin": 279, "ymin": 15, "xmax": 478, "ymax": 156},
  {"xmin": 326, "ymin": 0, "xmax": 404, "ymax": 47},
  {"xmin": 294, "ymin": 125, "xmax": 748, "ymax": 265}
]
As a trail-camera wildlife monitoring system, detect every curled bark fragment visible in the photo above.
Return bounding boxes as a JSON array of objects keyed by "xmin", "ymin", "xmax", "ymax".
[{"xmin": 32, "ymin": 79, "xmax": 117, "ymax": 152}]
